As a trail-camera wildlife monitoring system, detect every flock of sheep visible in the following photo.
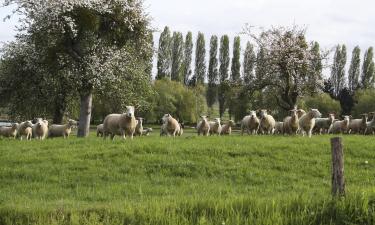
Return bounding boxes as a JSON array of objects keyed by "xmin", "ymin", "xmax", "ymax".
[{"xmin": 1, "ymin": 106, "xmax": 375, "ymax": 140}]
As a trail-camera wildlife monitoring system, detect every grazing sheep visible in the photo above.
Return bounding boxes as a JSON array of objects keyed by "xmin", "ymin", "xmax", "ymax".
[
  {"xmin": 103, "ymin": 106, "xmax": 137, "ymax": 140},
  {"xmin": 18, "ymin": 121, "xmax": 33, "ymax": 140},
  {"xmin": 298, "ymin": 109, "xmax": 322, "ymax": 138},
  {"xmin": 134, "ymin": 118, "xmax": 144, "ymax": 136},
  {"xmin": 160, "ymin": 114, "xmax": 181, "ymax": 137},
  {"xmin": 197, "ymin": 116, "xmax": 210, "ymax": 136},
  {"xmin": 283, "ymin": 109, "xmax": 299, "ymax": 135},
  {"xmin": 142, "ymin": 128, "xmax": 153, "ymax": 136},
  {"xmin": 33, "ymin": 120, "xmax": 48, "ymax": 140},
  {"xmin": 328, "ymin": 116, "xmax": 351, "ymax": 134},
  {"xmin": 97, "ymin": 124, "xmax": 104, "ymax": 137},
  {"xmin": 0, "ymin": 123, "xmax": 19, "ymax": 139},
  {"xmin": 348, "ymin": 114, "xmax": 368, "ymax": 134},
  {"xmin": 365, "ymin": 113, "xmax": 375, "ymax": 135},
  {"xmin": 314, "ymin": 114, "xmax": 335, "ymax": 134},
  {"xmin": 209, "ymin": 118, "xmax": 222, "ymax": 135},
  {"xmin": 48, "ymin": 119, "xmax": 77, "ymax": 138},
  {"xmin": 220, "ymin": 120, "xmax": 235, "ymax": 135},
  {"xmin": 259, "ymin": 110, "xmax": 276, "ymax": 135},
  {"xmin": 241, "ymin": 111, "xmax": 260, "ymax": 135},
  {"xmin": 274, "ymin": 122, "xmax": 284, "ymax": 135}
]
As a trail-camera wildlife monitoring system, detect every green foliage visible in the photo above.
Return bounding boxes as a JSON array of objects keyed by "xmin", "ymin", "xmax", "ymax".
[
  {"xmin": 219, "ymin": 35, "xmax": 230, "ymax": 82},
  {"xmin": 171, "ymin": 32, "xmax": 184, "ymax": 82},
  {"xmin": 300, "ymin": 93, "xmax": 341, "ymax": 118},
  {"xmin": 194, "ymin": 32, "xmax": 206, "ymax": 85},
  {"xmin": 352, "ymin": 89, "xmax": 375, "ymax": 117},
  {"xmin": 230, "ymin": 36, "xmax": 241, "ymax": 82},
  {"xmin": 183, "ymin": 32, "xmax": 193, "ymax": 86},
  {"xmin": 157, "ymin": 26, "xmax": 172, "ymax": 80},
  {"xmin": 348, "ymin": 46, "xmax": 361, "ymax": 93},
  {"xmin": 330, "ymin": 45, "xmax": 347, "ymax": 98},
  {"xmin": 151, "ymin": 79, "xmax": 206, "ymax": 123},
  {"xmin": 1, "ymin": 134, "xmax": 375, "ymax": 224},
  {"xmin": 207, "ymin": 35, "xmax": 219, "ymax": 108},
  {"xmin": 361, "ymin": 47, "xmax": 375, "ymax": 89},
  {"xmin": 243, "ymin": 42, "xmax": 256, "ymax": 84}
]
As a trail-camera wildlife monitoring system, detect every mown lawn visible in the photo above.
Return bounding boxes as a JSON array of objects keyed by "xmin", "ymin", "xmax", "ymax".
[{"xmin": 1, "ymin": 130, "xmax": 375, "ymax": 224}]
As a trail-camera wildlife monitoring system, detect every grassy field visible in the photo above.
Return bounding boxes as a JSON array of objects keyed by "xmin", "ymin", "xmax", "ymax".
[{"xmin": 1, "ymin": 129, "xmax": 375, "ymax": 224}]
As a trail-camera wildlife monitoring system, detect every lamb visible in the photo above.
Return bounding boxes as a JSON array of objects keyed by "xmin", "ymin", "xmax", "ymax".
[
  {"xmin": 33, "ymin": 120, "xmax": 48, "ymax": 140},
  {"xmin": 209, "ymin": 118, "xmax": 222, "ymax": 135},
  {"xmin": 134, "ymin": 118, "xmax": 144, "ymax": 136},
  {"xmin": 313, "ymin": 113, "xmax": 335, "ymax": 134},
  {"xmin": 274, "ymin": 122, "xmax": 284, "ymax": 135},
  {"xmin": 103, "ymin": 106, "xmax": 137, "ymax": 140},
  {"xmin": 241, "ymin": 111, "xmax": 260, "ymax": 135},
  {"xmin": 298, "ymin": 109, "xmax": 321, "ymax": 138},
  {"xmin": 142, "ymin": 128, "xmax": 153, "ymax": 136},
  {"xmin": 259, "ymin": 110, "xmax": 276, "ymax": 135},
  {"xmin": 328, "ymin": 116, "xmax": 351, "ymax": 134},
  {"xmin": 48, "ymin": 119, "xmax": 77, "ymax": 138},
  {"xmin": 348, "ymin": 114, "xmax": 368, "ymax": 134},
  {"xmin": 220, "ymin": 120, "xmax": 235, "ymax": 135},
  {"xmin": 97, "ymin": 124, "xmax": 104, "ymax": 137},
  {"xmin": 17, "ymin": 121, "xmax": 33, "ymax": 140},
  {"xmin": 0, "ymin": 123, "xmax": 19, "ymax": 139},
  {"xmin": 283, "ymin": 109, "xmax": 299, "ymax": 135},
  {"xmin": 197, "ymin": 115, "xmax": 210, "ymax": 136},
  {"xmin": 160, "ymin": 114, "xmax": 181, "ymax": 137}
]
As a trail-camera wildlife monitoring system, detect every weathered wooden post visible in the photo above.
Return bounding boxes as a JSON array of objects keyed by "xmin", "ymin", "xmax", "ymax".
[{"xmin": 331, "ymin": 137, "xmax": 345, "ymax": 196}]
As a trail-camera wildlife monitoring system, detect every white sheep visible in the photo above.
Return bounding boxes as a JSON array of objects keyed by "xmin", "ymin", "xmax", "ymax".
[
  {"xmin": 297, "ymin": 109, "xmax": 306, "ymax": 119},
  {"xmin": 0, "ymin": 123, "xmax": 19, "ymax": 139},
  {"xmin": 259, "ymin": 110, "xmax": 276, "ymax": 135},
  {"xmin": 134, "ymin": 118, "xmax": 144, "ymax": 136},
  {"xmin": 103, "ymin": 106, "xmax": 137, "ymax": 140},
  {"xmin": 241, "ymin": 111, "xmax": 260, "ymax": 135},
  {"xmin": 160, "ymin": 114, "xmax": 181, "ymax": 137},
  {"xmin": 328, "ymin": 116, "xmax": 351, "ymax": 134},
  {"xmin": 33, "ymin": 120, "xmax": 48, "ymax": 140},
  {"xmin": 365, "ymin": 113, "xmax": 375, "ymax": 135},
  {"xmin": 348, "ymin": 114, "xmax": 368, "ymax": 134},
  {"xmin": 209, "ymin": 118, "xmax": 222, "ymax": 135},
  {"xmin": 298, "ymin": 109, "xmax": 321, "ymax": 138},
  {"xmin": 17, "ymin": 121, "xmax": 33, "ymax": 140},
  {"xmin": 313, "ymin": 113, "xmax": 335, "ymax": 134},
  {"xmin": 196, "ymin": 115, "xmax": 210, "ymax": 136},
  {"xmin": 274, "ymin": 122, "xmax": 284, "ymax": 135},
  {"xmin": 97, "ymin": 124, "xmax": 104, "ymax": 137},
  {"xmin": 48, "ymin": 119, "xmax": 77, "ymax": 138},
  {"xmin": 283, "ymin": 109, "xmax": 299, "ymax": 135},
  {"xmin": 220, "ymin": 120, "xmax": 235, "ymax": 135},
  {"xmin": 142, "ymin": 128, "xmax": 153, "ymax": 136}
]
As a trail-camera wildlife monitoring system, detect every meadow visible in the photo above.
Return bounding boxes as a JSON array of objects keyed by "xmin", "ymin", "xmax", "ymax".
[{"xmin": 1, "ymin": 129, "xmax": 375, "ymax": 224}]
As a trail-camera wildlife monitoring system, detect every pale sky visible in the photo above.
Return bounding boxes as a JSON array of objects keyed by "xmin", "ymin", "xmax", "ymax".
[{"xmin": 1, "ymin": 0, "xmax": 374, "ymax": 76}]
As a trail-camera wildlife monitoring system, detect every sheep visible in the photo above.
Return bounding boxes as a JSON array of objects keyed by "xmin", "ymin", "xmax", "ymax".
[
  {"xmin": 209, "ymin": 118, "xmax": 222, "ymax": 135},
  {"xmin": 197, "ymin": 115, "xmax": 210, "ymax": 136},
  {"xmin": 160, "ymin": 114, "xmax": 181, "ymax": 137},
  {"xmin": 177, "ymin": 123, "xmax": 184, "ymax": 136},
  {"xmin": 298, "ymin": 109, "xmax": 321, "ymax": 138},
  {"xmin": 0, "ymin": 123, "xmax": 19, "ymax": 139},
  {"xmin": 17, "ymin": 121, "xmax": 33, "ymax": 140},
  {"xmin": 328, "ymin": 116, "xmax": 351, "ymax": 134},
  {"xmin": 97, "ymin": 124, "xmax": 104, "ymax": 137},
  {"xmin": 142, "ymin": 128, "xmax": 153, "ymax": 136},
  {"xmin": 274, "ymin": 122, "xmax": 284, "ymax": 135},
  {"xmin": 103, "ymin": 106, "xmax": 137, "ymax": 140},
  {"xmin": 241, "ymin": 111, "xmax": 260, "ymax": 135},
  {"xmin": 48, "ymin": 119, "xmax": 77, "ymax": 138},
  {"xmin": 259, "ymin": 110, "xmax": 276, "ymax": 135},
  {"xmin": 313, "ymin": 113, "xmax": 335, "ymax": 134},
  {"xmin": 33, "ymin": 120, "xmax": 48, "ymax": 140},
  {"xmin": 220, "ymin": 120, "xmax": 235, "ymax": 135},
  {"xmin": 297, "ymin": 109, "xmax": 306, "ymax": 118},
  {"xmin": 134, "ymin": 118, "xmax": 144, "ymax": 136},
  {"xmin": 283, "ymin": 109, "xmax": 299, "ymax": 135},
  {"xmin": 348, "ymin": 114, "xmax": 368, "ymax": 134},
  {"xmin": 365, "ymin": 113, "xmax": 375, "ymax": 135}
]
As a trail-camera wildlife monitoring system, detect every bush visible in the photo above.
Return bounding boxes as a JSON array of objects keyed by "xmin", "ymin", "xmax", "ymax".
[
  {"xmin": 300, "ymin": 93, "xmax": 341, "ymax": 118},
  {"xmin": 352, "ymin": 89, "xmax": 375, "ymax": 118}
]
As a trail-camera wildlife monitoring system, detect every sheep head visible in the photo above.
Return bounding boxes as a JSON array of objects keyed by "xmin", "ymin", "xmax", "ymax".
[{"xmin": 125, "ymin": 106, "xmax": 135, "ymax": 118}]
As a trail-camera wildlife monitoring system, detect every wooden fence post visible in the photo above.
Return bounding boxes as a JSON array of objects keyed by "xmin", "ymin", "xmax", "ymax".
[{"xmin": 331, "ymin": 137, "xmax": 345, "ymax": 196}]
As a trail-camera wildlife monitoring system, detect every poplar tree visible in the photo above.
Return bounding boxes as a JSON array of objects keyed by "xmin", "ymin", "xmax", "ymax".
[
  {"xmin": 348, "ymin": 46, "xmax": 361, "ymax": 93},
  {"xmin": 330, "ymin": 45, "xmax": 347, "ymax": 98},
  {"xmin": 207, "ymin": 35, "xmax": 219, "ymax": 108},
  {"xmin": 184, "ymin": 32, "xmax": 193, "ymax": 85},
  {"xmin": 194, "ymin": 32, "xmax": 206, "ymax": 85},
  {"xmin": 243, "ymin": 41, "xmax": 256, "ymax": 84},
  {"xmin": 361, "ymin": 47, "xmax": 375, "ymax": 89},
  {"xmin": 218, "ymin": 35, "xmax": 230, "ymax": 117},
  {"xmin": 156, "ymin": 26, "xmax": 172, "ymax": 80},
  {"xmin": 170, "ymin": 32, "xmax": 184, "ymax": 82},
  {"xmin": 231, "ymin": 36, "xmax": 241, "ymax": 82}
]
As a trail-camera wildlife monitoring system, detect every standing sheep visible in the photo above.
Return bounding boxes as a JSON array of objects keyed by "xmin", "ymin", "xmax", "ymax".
[
  {"xmin": 348, "ymin": 114, "xmax": 368, "ymax": 134},
  {"xmin": 365, "ymin": 113, "xmax": 375, "ymax": 135},
  {"xmin": 33, "ymin": 120, "xmax": 48, "ymax": 140},
  {"xmin": 160, "ymin": 114, "xmax": 181, "ymax": 137},
  {"xmin": 298, "ymin": 109, "xmax": 321, "ymax": 138},
  {"xmin": 18, "ymin": 121, "xmax": 33, "ymax": 140},
  {"xmin": 274, "ymin": 122, "xmax": 284, "ymax": 135},
  {"xmin": 297, "ymin": 109, "xmax": 306, "ymax": 118},
  {"xmin": 328, "ymin": 116, "xmax": 351, "ymax": 134},
  {"xmin": 103, "ymin": 106, "xmax": 137, "ymax": 140},
  {"xmin": 283, "ymin": 109, "xmax": 299, "ymax": 135},
  {"xmin": 0, "ymin": 123, "xmax": 19, "ymax": 139},
  {"xmin": 241, "ymin": 111, "xmax": 260, "ymax": 135},
  {"xmin": 97, "ymin": 124, "xmax": 104, "ymax": 137},
  {"xmin": 259, "ymin": 110, "xmax": 276, "ymax": 135},
  {"xmin": 220, "ymin": 120, "xmax": 235, "ymax": 135},
  {"xmin": 197, "ymin": 116, "xmax": 210, "ymax": 136},
  {"xmin": 314, "ymin": 113, "xmax": 335, "ymax": 134},
  {"xmin": 134, "ymin": 118, "xmax": 144, "ymax": 136},
  {"xmin": 48, "ymin": 119, "xmax": 77, "ymax": 138},
  {"xmin": 209, "ymin": 118, "xmax": 222, "ymax": 135}
]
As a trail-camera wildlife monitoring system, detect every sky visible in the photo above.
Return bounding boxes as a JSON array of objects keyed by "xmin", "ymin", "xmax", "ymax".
[{"xmin": 0, "ymin": 0, "xmax": 374, "ymax": 75}]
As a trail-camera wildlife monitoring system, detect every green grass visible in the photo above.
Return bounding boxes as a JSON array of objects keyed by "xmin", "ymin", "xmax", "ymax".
[{"xmin": 1, "ymin": 130, "xmax": 375, "ymax": 224}]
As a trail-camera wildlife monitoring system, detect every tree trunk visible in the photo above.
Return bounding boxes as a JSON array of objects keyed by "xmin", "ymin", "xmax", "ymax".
[
  {"xmin": 53, "ymin": 107, "xmax": 64, "ymax": 124},
  {"xmin": 77, "ymin": 92, "xmax": 92, "ymax": 137}
]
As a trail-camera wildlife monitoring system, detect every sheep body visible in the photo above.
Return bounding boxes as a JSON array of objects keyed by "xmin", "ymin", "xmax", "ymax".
[
  {"xmin": 209, "ymin": 118, "xmax": 222, "ymax": 135},
  {"xmin": 103, "ymin": 106, "xmax": 136, "ymax": 140},
  {"xmin": 97, "ymin": 124, "xmax": 104, "ymax": 137},
  {"xmin": 33, "ymin": 120, "xmax": 48, "ymax": 140},
  {"xmin": 220, "ymin": 120, "xmax": 235, "ymax": 135},
  {"xmin": 348, "ymin": 114, "xmax": 367, "ymax": 134},
  {"xmin": 328, "ymin": 116, "xmax": 350, "ymax": 134},
  {"xmin": 48, "ymin": 119, "xmax": 77, "ymax": 138},
  {"xmin": 241, "ymin": 111, "xmax": 259, "ymax": 135},
  {"xmin": 134, "ymin": 118, "xmax": 144, "ymax": 136},
  {"xmin": 298, "ymin": 109, "xmax": 321, "ymax": 138},
  {"xmin": 160, "ymin": 114, "xmax": 181, "ymax": 137},
  {"xmin": 283, "ymin": 110, "xmax": 299, "ymax": 135},
  {"xmin": 313, "ymin": 114, "xmax": 335, "ymax": 134},
  {"xmin": 0, "ymin": 123, "xmax": 19, "ymax": 139},
  {"xmin": 274, "ymin": 122, "xmax": 284, "ymax": 135},
  {"xmin": 18, "ymin": 121, "xmax": 33, "ymax": 140},
  {"xmin": 259, "ymin": 110, "xmax": 276, "ymax": 135},
  {"xmin": 197, "ymin": 116, "xmax": 210, "ymax": 136},
  {"xmin": 142, "ymin": 128, "xmax": 153, "ymax": 136}
]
